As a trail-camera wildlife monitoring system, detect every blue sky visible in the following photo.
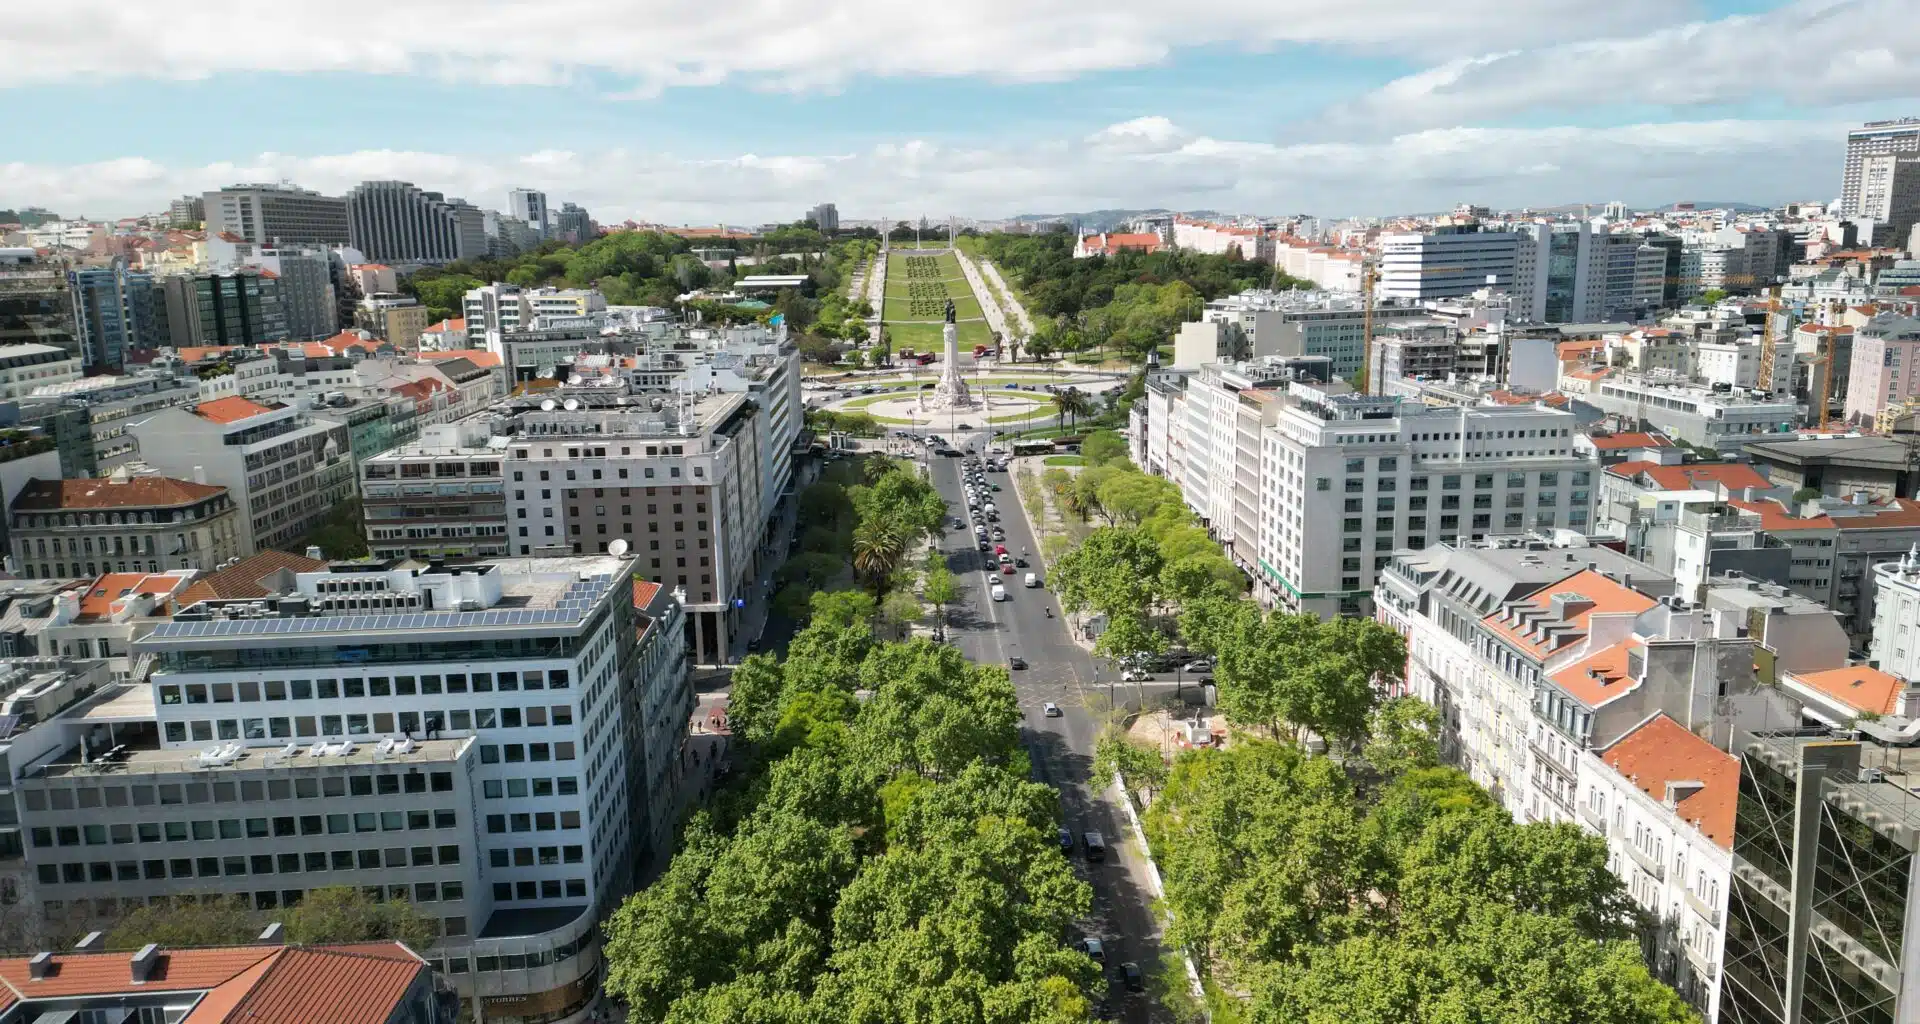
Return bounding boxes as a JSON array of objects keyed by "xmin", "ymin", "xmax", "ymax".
[{"xmin": 1, "ymin": 0, "xmax": 1914, "ymax": 222}]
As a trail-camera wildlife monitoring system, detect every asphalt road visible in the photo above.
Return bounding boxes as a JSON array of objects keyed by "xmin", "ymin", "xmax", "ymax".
[{"xmin": 923, "ymin": 432, "xmax": 1173, "ymax": 1023}]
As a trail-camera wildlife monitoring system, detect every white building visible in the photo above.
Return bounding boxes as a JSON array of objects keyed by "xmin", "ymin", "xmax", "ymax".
[
  {"xmin": 508, "ymin": 188, "xmax": 551, "ymax": 238},
  {"xmin": 1378, "ymin": 227, "xmax": 1519, "ymax": 304},
  {"xmin": 0, "ymin": 345, "xmax": 81, "ymax": 401},
  {"xmin": 1193, "ymin": 289, "xmax": 1428, "ymax": 379},
  {"xmin": 465, "ymin": 285, "xmax": 608, "ymax": 349},
  {"xmin": 127, "ymin": 396, "xmax": 354, "ymax": 554},
  {"xmin": 1869, "ymin": 548, "xmax": 1920, "ymax": 681}
]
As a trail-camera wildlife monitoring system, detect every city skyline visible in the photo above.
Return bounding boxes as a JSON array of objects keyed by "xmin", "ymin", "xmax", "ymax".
[{"xmin": 2, "ymin": 0, "xmax": 1915, "ymax": 222}]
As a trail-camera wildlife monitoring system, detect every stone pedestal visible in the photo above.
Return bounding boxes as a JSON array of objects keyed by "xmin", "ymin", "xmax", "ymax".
[{"xmin": 920, "ymin": 319, "xmax": 976, "ymax": 410}]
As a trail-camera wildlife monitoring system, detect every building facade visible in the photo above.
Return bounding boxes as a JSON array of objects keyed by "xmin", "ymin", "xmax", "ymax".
[
  {"xmin": 360, "ymin": 422, "xmax": 510, "ymax": 561},
  {"xmin": 159, "ymin": 270, "xmax": 290, "ymax": 348},
  {"xmin": 1378, "ymin": 226, "xmax": 1519, "ymax": 303},
  {"xmin": 203, "ymin": 184, "xmax": 351, "ymax": 247},
  {"xmin": 508, "ymin": 189, "xmax": 550, "ymax": 239},
  {"xmin": 68, "ymin": 265, "xmax": 167, "ymax": 372},
  {"xmin": 345, "ymin": 182, "xmax": 488, "ymax": 265},
  {"xmin": 1842, "ymin": 117, "xmax": 1920, "ymax": 219},
  {"xmin": 9, "ymin": 471, "xmax": 243, "ymax": 579},
  {"xmin": 0, "ymin": 250, "xmax": 79, "ymax": 364}
]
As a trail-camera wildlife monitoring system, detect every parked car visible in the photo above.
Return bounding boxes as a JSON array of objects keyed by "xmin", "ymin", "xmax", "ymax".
[
  {"xmin": 1058, "ymin": 826, "xmax": 1073, "ymax": 849},
  {"xmin": 1083, "ymin": 938, "xmax": 1105, "ymax": 963},
  {"xmin": 1121, "ymin": 669, "xmax": 1152, "ymax": 682},
  {"xmin": 1084, "ymin": 832, "xmax": 1106, "ymax": 861},
  {"xmin": 1008, "ymin": 655, "xmax": 1027, "ymax": 670},
  {"xmin": 1043, "ymin": 701, "xmax": 1062, "ymax": 718},
  {"xmin": 1120, "ymin": 962, "xmax": 1144, "ymax": 992},
  {"xmin": 1182, "ymin": 660, "xmax": 1213, "ymax": 674}
]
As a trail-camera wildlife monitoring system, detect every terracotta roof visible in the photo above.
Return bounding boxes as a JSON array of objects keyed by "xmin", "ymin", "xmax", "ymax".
[
  {"xmin": 194, "ymin": 396, "xmax": 276, "ymax": 424},
  {"xmin": 1482, "ymin": 569, "xmax": 1657, "ymax": 658},
  {"xmin": 189, "ymin": 944, "xmax": 424, "ymax": 1024},
  {"xmin": 1557, "ymin": 340, "xmax": 1602, "ymax": 359},
  {"xmin": 1788, "ymin": 665, "xmax": 1905, "ymax": 717},
  {"xmin": 1550, "ymin": 638, "xmax": 1643, "ymax": 708},
  {"xmin": 418, "ymin": 349, "xmax": 502, "ymax": 369},
  {"xmin": 1605, "ymin": 461, "xmax": 1772, "ymax": 493},
  {"xmin": 1587, "ymin": 432, "xmax": 1674, "ymax": 451},
  {"xmin": 175, "ymin": 346, "xmax": 240, "ymax": 364},
  {"xmin": 423, "ymin": 318, "xmax": 467, "ymax": 333},
  {"xmin": 12, "ymin": 475, "xmax": 224, "ymax": 511},
  {"xmin": 1601, "ymin": 714, "xmax": 1739, "ymax": 851},
  {"xmin": 1726, "ymin": 498, "xmax": 1836, "ymax": 532},
  {"xmin": 1563, "ymin": 366, "xmax": 1613, "ymax": 382},
  {"xmin": 633, "ymin": 579, "xmax": 662, "ymax": 609},
  {"xmin": 0, "ymin": 944, "xmax": 423, "ymax": 1024},
  {"xmin": 177, "ymin": 549, "xmax": 326, "ymax": 606}
]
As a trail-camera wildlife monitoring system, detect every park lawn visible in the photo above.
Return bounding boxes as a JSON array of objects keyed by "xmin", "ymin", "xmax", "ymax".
[
  {"xmin": 885, "ymin": 319, "xmax": 993, "ymax": 350},
  {"xmin": 1042, "ymin": 455, "xmax": 1085, "ymax": 467}
]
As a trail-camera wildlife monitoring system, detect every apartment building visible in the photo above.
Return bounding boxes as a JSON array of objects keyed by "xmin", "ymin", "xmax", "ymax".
[
  {"xmin": 1843, "ymin": 315, "xmax": 1920, "ymax": 426},
  {"xmin": 127, "ymin": 397, "xmax": 354, "ymax": 555},
  {"xmin": 0, "ymin": 345, "xmax": 80, "ymax": 401},
  {"xmin": 1584, "ymin": 374, "xmax": 1802, "ymax": 454},
  {"xmin": 463, "ymin": 285, "xmax": 607, "ymax": 347},
  {"xmin": 0, "ymin": 555, "xmax": 689, "ymax": 1022},
  {"xmin": 1716, "ymin": 493, "xmax": 1920, "ymax": 646},
  {"xmin": 21, "ymin": 371, "xmax": 203, "ymax": 472},
  {"xmin": 8, "ymin": 470, "xmax": 243, "ymax": 579},
  {"xmin": 1377, "ymin": 226, "xmax": 1519, "ymax": 303},
  {"xmin": 202, "ymin": 183, "xmax": 351, "ymax": 247},
  {"xmin": 360, "ymin": 422, "xmax": 510, "ymax": 561},
  {"xmin": 1255, "ymin": 381, "xmax": 1597, "ymax": 617},
  {"xmin": 1194, "ymin": 290, "xmax": 1428, "ymax": 379},
  {"xmin": 1870, "ymin": 549, "xmax": 1920, "ymax": 681}
]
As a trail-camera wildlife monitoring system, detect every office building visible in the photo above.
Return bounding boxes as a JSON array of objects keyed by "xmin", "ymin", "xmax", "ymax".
[
  {"xmin": 360, "ymin": 422, "xmax": 510, "ymax": 561},
  {"xmin": 68, "ymin": 264, "xmax": 167, "ymax": 371},
  {"xmin": 508, "ymin": 188, "xmax": 550, "ymax": 238},
  {"xmin": 232, "ymin": 247, "xmax": 337, "ymax": 341},
  {"xmin": 1191, "ymin": 290, "xmax": 1428, "ymax": 379},
  {"xmin": 1843, "ymin": 315, "xmax": 1920, "ymax": 426},
  {"xmin": 1599, "ymin": 233, "xmax": 1672, "ymax": 320},
  {"xmin": 1377, "ymin": 226, "xmax": 1518, "ymax": 303},
  {"xmin": 345, "ymin": 182, "xmax": 488, "ymax": 265},
  {"xmin": 203, "ymin": 183, "xmax": 351, "ymax": 247},
  {"xmin": 1582, "ymin": 374, "xmax": 1801, "ymax": 454},
  {"xmin": 0, "ymin": 249, "xmax": 80, "ymax": 363},
  {"xmin": 463, "ymin": 285, "xmax": 607, "ymax": 345},
  {"xmin": 483, "ymin": 210, "xmax": 540, "ymax": 257},
  {"xmin": 356, "ymin": 293, "xmax": 430, "ymax": 348},
  {"xmin": 22, "ymin": 371, "xmax": 203, "ymax": 472},
  {"xmin": 808, "ymin": 202, "xmax": 839, "ymax": 234},
  {"xmin": 166, "ymin": 194, "xmax": 204, "ymax": 228},
  {"xmin": 127, "ymin": 397, "xmax": 353, "ymax": 554},
  {"xmin": 159, "ymin": 270, "xmax": 290, "ymax": 347},
  {"xmin": 0, "ymin": 346, "xmax": 80, "ymax": 402},
  {"xmin": 1841, "ymin": 117, "xmax": 1920, "ymax": 219},
  {"xmin": 8, "ymin": 469, "xmax": 243, "ymax": 579},
  {"xmin": 1510, "ymin": 222, "xmax": 1605, "ymax": 324},
  {"xmin": 553, "ymin": 204, "xmax": 593, "ymax": 246}
]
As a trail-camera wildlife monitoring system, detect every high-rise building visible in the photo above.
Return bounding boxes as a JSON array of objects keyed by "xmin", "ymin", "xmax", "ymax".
[
  {"xmin": 1377, "ymin": 226, "xmax": 1519, "ymax": 303},
  {"xmin": 159, "ymin": 269, "xmax": 290, "ymax": 347},
  {"xmin": 1856, "ymin": 153, "xmax": 1920, "ymax": 252},
  {"xmin": 166, "ymin": 194, "xmax": 205, "ymax": 228},
  {"xmin": 345, "ymin": 181, "xmax": 489, "ymax": 264},
  {"xmin": 809, "ymin": 202, "xmax": 839, "ymax": 234},
  {"xmin": 554, "ymin": 203, "xmax": 594, "ymax": 245},
  {"xmin": 68, "ymin": 263, "xmax": 168, "ymax": 371},
  {"xmin": 1596, "ymin": 233, "xmax": 1669, "ymax": 320},
  {"xmin": 0, "ymin": 248, "xmax": 80, "ymax": 363},
  {"xmin": 508, "ymin": 188, "xmax": 550, "ymax": 238},
  {"xmin": 203, "ymin": 183, "xmax": 351, "ymax": 247},
  {"xmin": 241, "ymin": 248, "xmax": 337, "ymax": 341},
  {"xmin": 1841, "ymin": 117, "xmax": 1920, "ymax": 218}
]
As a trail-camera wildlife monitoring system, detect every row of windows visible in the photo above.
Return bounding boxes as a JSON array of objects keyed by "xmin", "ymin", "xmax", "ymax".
[
  {"xmin": 160, "ymin": 669, "xmax": 569, "ymax": 704},
  {"xmin": 488, "ymin": 844, "xmax": 585, "ymax": 868},
  {"xmin": 29, "ymin": 809, "xmax": 458, "ymax": 846},
  {"xmin": 482, "ymin": 776, "xmax": 579, "ymax": 799},
  {"xmin": 495, "ymin": 878, "xmax": 587, "ymax": 901},
  {"xmin": 509, "ymin": 457, "xmax": 704, "ymax": 482},
  {"xmin": 43, "ymin": 892, "xmax": 468, "ymax": 936},
  {"xmin": 36, "ymin": 846, "xmax": 462, "ymax": 885},
  {"xmin": 164, "ymin": 706, "xmax": 572, "ymax": 744},
  {"xmin": 20, "ymin": 773, "xmax": 457, "ymax": 813},
  {"xmin": 484, "ymin": 810, "xmax": 583, "ymax": 832}
]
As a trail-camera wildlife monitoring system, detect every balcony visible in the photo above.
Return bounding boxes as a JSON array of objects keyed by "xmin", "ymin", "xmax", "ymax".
[
  {"xmin": 1628, "ymin": 841, "xmax": 1666, "ymax": 881},
  {"xmin": 1579, "ymin": 802, "xmax": 1609, "ymax": 836},
  {"xmin": 1682, "ymin": 940, "xmax": 1717, "ymax": 981},
  {"xmin": 1685, "ymin": 886, "xmax": 1721, "ymax": 926}
]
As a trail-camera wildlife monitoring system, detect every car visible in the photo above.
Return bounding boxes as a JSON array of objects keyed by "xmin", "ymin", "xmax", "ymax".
[
  {"xmin": 1013, "ymin": 557, "xmax": 1028, "ymax": 567},
  {"xmin": 1082, "ymin": 937, "xmax": 1105, "ymax": 963},
  {"xmin": 1182, "ymin": 660, "xmax": 1213, "ymax": 674},
  {"xmin": 1002, "ymin": 563, "xmax": 1016, "ymax": 575},
  {"xmin": 995, "ymin": 544, "xmax": 1008, "ymax": 555},
  {"xmin": 978, "ymin": 541, "xmax": 992, "ymax": 552},
  {"xmin": 1008, "ymin": 656, "xmax": 1027, "ymax": 670},
  {"xmin": 1058, "ymin": 825, "xmax": 1073, "ymax": 849},
  {"xmin": 1120, "ymin": 962, "xmax": 1144, "ymax": 992},
  {"xmin": 1083, "ymin": 831, "xmax": 1106, "ymax": 861},
  {"xmin": 984, "ymin": 503, "xmax": 997, "ymax": 514},
  {"xmin": 951, "ymin": 518, "xmax": 966, "ymax": 529},
  {"xmin": 1024, "ymin": 572, "xmax": 1040, "ymax": 587},
  {"xmin": 1044, "ymin": 701, "xmax": 1062, "ymax": 718},
  {"xmin": 957, "ymin": 423, "xmax": 972, "ymax": 430},
  {"xmin": 1121, "ymin": 669, "xmax": 1152, "ymax": 682},
  {"xmin": 990, "ymin": 584, "xmax": 1008, "ymax": 602},
  {"xmin": 998, "ymin": 553, "xmax": 1012, "ymax": 564},
  {"xmin": 991, "ymin": 484, "xmax": 1002, "ymax": 491}
]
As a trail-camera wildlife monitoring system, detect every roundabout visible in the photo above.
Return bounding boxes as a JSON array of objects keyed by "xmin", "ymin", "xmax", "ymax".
[{"xmin": 809, "ymin": 367, "xmax": 1120, "ymax": 429}]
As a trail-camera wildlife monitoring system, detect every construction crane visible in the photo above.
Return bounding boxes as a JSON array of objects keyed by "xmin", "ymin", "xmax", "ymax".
[
  {"xmin": 1758, "ymin": 284, "xmax": 1784, "ymax": 395},
  {"xmin": 1361, "ymin": 258, "xmax": 1379, "ymax": 395}
]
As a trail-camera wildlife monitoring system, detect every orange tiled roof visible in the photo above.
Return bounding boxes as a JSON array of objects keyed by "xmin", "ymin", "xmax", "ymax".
[
  {"xmin": 1564, "ymin": 366, "xmax": 1613, "ymax": 382},
  {"xmin": 419, "ymin": 349, "xmax": 502, "ymax": 368},
  {"xmin": 1557, "ymin": 340, "xmax": 1603, "ymax": 359},
  {"xmin": 1482, "ymin": 569, "xmax": 1657, "ymax": 658},
  {"xmin": 1605, "ymin": 461, "xmax": 1772, "ymax": 493},
  {"xmin": 1601, "ymin": 714, "xmax": 1739, "ymax": 851},
  {"xmin": 0, "ymin": 946, "xmax": 275, "ymax": 1007},
  {"xmin": 12, "ymin": 475, "xmax": 224, "ymax": 511},
  {"xmin": 194, "ymin": 396, "xmax": 276, "ymax": 424},
  {"xmin": 633, "ymin": 579, "xmax": 662, "ymax": 609},
  {"xmin": 175, "ymin": 346, "xmax": 240, "ymax": 364},
  {"xmin": 1726, "ymin": 498, "xmax": 1835, "ymax": 532},
  {"xmin": 1587, "ymin": 432, "xmax": 1673, "ymax": 451},
  {"xmin": 176, "ymin": 549, "xmax": 326, "ymax": 606},
  {"xmin": 1551, "ymin": 638, "xmax": 1643, "ymax": 708},
  {"xmin": 423, "ymin": 318, "xmax": 467, "ymax": 333},
  {"xmin": 1789, "ymin": 666, "xmax": 1905, "ymax": 716}
]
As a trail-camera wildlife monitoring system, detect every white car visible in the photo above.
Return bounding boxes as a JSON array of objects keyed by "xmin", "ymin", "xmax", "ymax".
[
  {"xmin": 1182, "ymin": 660, "xmax": 1213, "ymax": 674},
  {"xmin": 1024, "ymin": 572, "xmax": 1040, "ymax": 588},
  {"xmin": 1121, "ymin": 669, "xmax": 1152, "ymax": 682},
  {"xmin": 989, "ymin": 584, "xmax": 1008, "ymax": 602}
]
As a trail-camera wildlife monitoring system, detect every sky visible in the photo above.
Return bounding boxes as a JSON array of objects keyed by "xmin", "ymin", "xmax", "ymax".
[{"xmin": 1, "ymin": 0, "xmax": 1916, "ymax": 224}]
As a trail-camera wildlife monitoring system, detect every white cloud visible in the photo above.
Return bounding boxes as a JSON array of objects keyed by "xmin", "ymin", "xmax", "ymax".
[
  {"xmin": 0, "ymin": 117, "xmax": 1846, "ymax": 223},
  {"xmin": 1334, "ymin": 0, "xmax": 1920, "ymax": 129},
  {"xmin": 0, "ymin": 0, "xmax": 1679, "ymax": 91}
]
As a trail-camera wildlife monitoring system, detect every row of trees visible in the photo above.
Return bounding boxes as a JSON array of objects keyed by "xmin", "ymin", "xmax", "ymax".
[
  {"xmin": 83, "ymin": 886, "xmax": 437, "ymax": 951},
  {"xmin": 602, "ymin": 616, "xmax": 1101, "ymax": 1021},
  {"xmin": 773, "ymin": 456, "xmax": 946, "ymax": 634}
]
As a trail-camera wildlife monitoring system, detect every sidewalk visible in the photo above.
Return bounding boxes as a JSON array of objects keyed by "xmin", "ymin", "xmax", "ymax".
[{"xmin": 1006, "ymin": 455, "xmax": 1098, "ymax": 656}]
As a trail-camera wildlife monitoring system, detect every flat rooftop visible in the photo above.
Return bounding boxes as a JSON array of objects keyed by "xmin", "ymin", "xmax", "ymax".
[
  {"xmin": 34, "ymin": 736, "xmax": 472, "ymax": 780},
  {"xmin": 1743, "ymin": 435, "xmax": 1911, "ymax": 469}
]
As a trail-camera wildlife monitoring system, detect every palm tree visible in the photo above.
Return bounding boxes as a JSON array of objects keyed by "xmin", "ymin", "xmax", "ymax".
[
  {"xmin": 852, "ymin": 519, "xmax": 908, "ymax": 596},
  {"xmin": 1052, "ymin": 388, "xmax": 1094, "ymax": 433}
]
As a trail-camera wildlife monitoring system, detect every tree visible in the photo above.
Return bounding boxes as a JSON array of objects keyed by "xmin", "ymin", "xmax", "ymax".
[
  {"xmin": 1047, "ymin": 527, "xmax": 1164, "ymax": 620},
  {"xmin": 1094, "ymin": 729, "xmax": 1169, "ymax": 802},
  {"xmin": 283, "ymin": 886, "xmax": 437, "ymax": 948},
  {"xmin": 106, "ymin": 895, "xmax": 259, "ymax": 948},
  {"xmin": 851, "ymin": 519, "xmax": 908, "ymax": 597},
  {"xmin": 1080, "ymin": 430, "xmax": 1129, "ymax": 468},
  {"xmin": 1212, "ymin": 612, "xmax": 1403, "ymax": 748},
  {"xmin": 1700, "ymin": 288, "xmax": 1728, "ymax": 304},
  {"xmin": 877, "ymin": 590, "xmax": 923, "ymax": 640},
  {"xmin": 1362, "ymin": 697, "xmax": 1440, "ymax": 779},
  {"xmin": 1093, "ymin": 611, "xmax": 1167, "ymax": 679},
  {"xmin": 922, "ymin": 563, "xmax": 956, "ymax": 634}
]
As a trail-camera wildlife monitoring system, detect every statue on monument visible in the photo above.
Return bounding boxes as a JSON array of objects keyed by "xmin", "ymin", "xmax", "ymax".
[{"xmin": 944, "ymin": 298, "xmax": 956, "ymax": 324}]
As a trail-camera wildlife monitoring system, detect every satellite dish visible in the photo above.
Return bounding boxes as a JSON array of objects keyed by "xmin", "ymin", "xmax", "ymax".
[
  {"xmin": 608, "ymin": 539, "xmax": 629, "ymax": 557},
  {"xmin": 568, "ymin": 374, "xmax": 583, "ymax": 386},
  {"xmin": 563, "ymin": 398, "xmax": 580, "ymax": 411},
  {"xmin": 540, "ymin": 399, "xmax": 557, "ymax": 412}
]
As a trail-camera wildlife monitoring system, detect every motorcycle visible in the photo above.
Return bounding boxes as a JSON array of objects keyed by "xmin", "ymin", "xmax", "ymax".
[{"xmin": 1045, "ymin": 607, "xmax": 1053, "ymax": 618}]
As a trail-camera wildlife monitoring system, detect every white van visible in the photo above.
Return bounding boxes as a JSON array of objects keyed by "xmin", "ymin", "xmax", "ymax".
[
  {"xmin": 989, "ymin": 584, "xmax": 1008, "ymax": 602},
  {"xmin": 1023, "ymin": 572, "xmax": 1040, "ymax": 588},
  {"xmin": 984, "ymin": 503, "xmax": 997, "ymax": 515}
]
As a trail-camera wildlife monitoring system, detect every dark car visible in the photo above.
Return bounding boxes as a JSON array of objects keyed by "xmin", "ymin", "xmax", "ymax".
[
  {"xmin": 1120, "ymin": 962, "xmax": 1144, "ymax": 992},
  {"xmin": 1058, "ymin": 827, "xmax": 1073, "ymax": 852},
  {"xmin": 1014, "ymin": 558, "xmax": 1028, "ymax": 568},
  {"xmin": 1084, "ymin": 831, "xmax": 1106, "ymax": 861},
  {"xmin": 1008, "ymin": 656, "xmax": 1027, "ymax": 670}
]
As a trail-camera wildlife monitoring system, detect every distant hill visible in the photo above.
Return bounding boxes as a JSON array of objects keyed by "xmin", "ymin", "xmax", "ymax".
[{"xmin": 1008, "ymin": 209, "xmax": 1225, "ymax": 232}]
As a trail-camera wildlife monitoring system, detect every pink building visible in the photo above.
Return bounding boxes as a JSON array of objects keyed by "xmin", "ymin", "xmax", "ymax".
[{"xmin": 1844, "ymin": 315, "xmax": 1920, "ymax": 426}]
